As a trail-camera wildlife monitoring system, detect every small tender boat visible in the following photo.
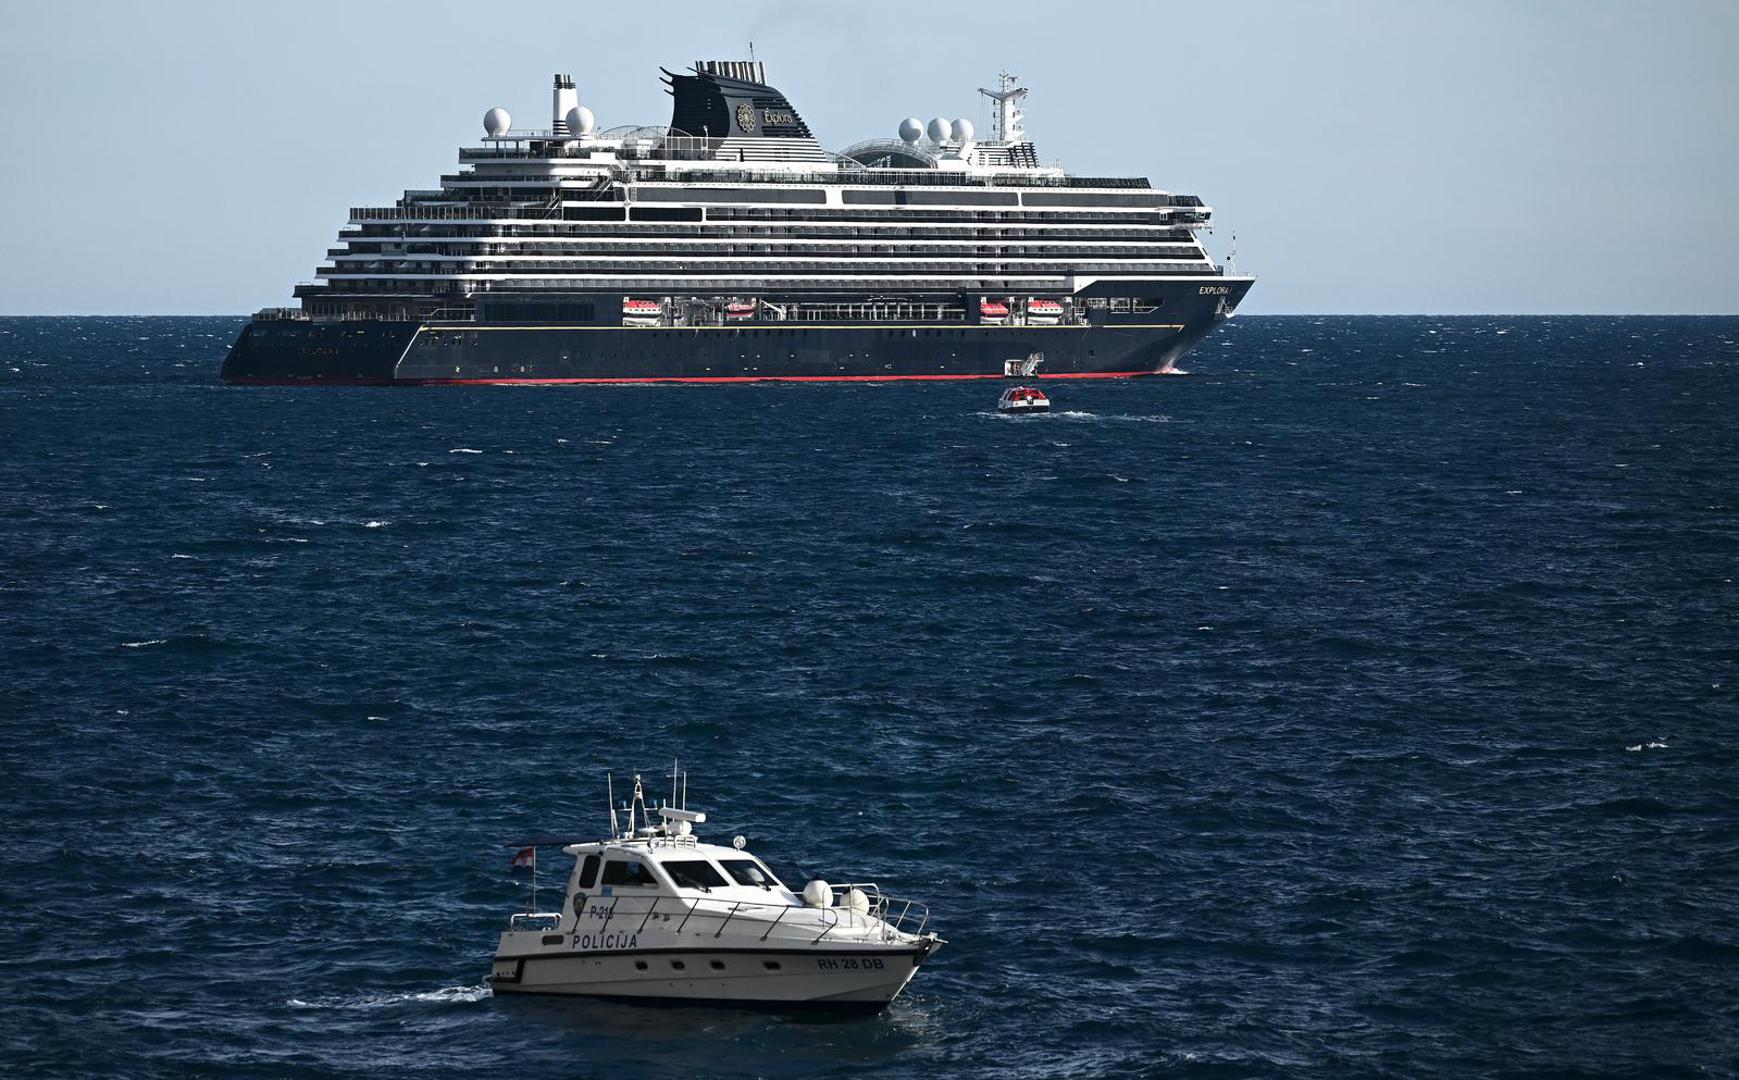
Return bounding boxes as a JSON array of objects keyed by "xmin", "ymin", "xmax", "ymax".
[
  {"xmin": 997, "ymin": 385, "xmax": 1051, "ymax": 414},
  {"xmin": 724, "ymin": 299, "xmax": 758, "ymax": 321},
  {"xmin": 488, "ymin": 772, "xmax": 942, "ymax": 1011},
  {"xmin": 1025, "ymin": 298, "xmax": 1064, "ymax": 325},
  {"xmin": 622, "ymin": 298, "xmax": 663, "ymax": 326},
  {"xmin": 979, "ymin": 299, "xmax": 1009, "ymax": 324}
]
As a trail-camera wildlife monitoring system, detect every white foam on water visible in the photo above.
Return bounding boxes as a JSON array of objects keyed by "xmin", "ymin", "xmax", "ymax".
[
  {"xmin": 1624, "ymin": 741, "xmax": 1668, "ymax": 752},
  {"xmin": 449, "ymin": 448, "xmax": 484, "ymax": 454},
  {"xmin": 285, "ymin": 983, "xmax": 492, "ymax": 1010},
  {"xmin": 122, "ymin": 639, "xmax": 166, "ymax": 648},
  {"xmin": 363, "ymin": 520, "xmax": 388, "ymax": 528}
]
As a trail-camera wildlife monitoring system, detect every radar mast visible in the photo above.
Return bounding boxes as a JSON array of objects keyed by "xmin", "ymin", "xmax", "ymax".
[{"xmin": 977, "ymin": 70, "xmax": 1027, "ymax": 144}]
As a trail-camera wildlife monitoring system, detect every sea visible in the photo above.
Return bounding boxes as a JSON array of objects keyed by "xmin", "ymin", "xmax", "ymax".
[{"xmin": 2, "ymin": 315, "xmax": 1736, "ymax": 1078}]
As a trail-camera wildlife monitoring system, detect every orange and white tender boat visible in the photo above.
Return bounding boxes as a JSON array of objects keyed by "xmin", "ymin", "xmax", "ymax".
[
  {"xmin": 997, "ymin": 385, "xmax": 1051, "ymax": 414},
  {"xmin": 622, "ymin": 298, "xmax": 664, "ymax": 326},
  {"xmin": 1025, "ymin": 298, "xmax": 1064, "ymax": 325},
  {"xmin": 724, "ymin": 299, "xmax": 758, "ymax": 321},
  {"xmin": 979, "ymin": 299, "xmax": 1009, "ymax": 324}
]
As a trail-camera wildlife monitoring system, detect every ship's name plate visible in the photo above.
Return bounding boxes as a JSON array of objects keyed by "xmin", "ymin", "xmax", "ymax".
[{"xmin": 763, "ymin": 110, "xmax": 796, "ymax": 126}]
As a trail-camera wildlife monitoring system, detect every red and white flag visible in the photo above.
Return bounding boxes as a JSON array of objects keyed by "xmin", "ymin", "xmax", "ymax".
[{"xmin": 510, "ymin": 846, "xmax": 536, "ymax": 869}]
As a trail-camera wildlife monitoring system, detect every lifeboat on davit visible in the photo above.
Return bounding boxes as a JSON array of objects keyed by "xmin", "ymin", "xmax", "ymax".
[
  {"xmin": 979, "ymin": 299, "xmax": 1009, "ymax": 324},
  {"xmin": 725, "ymin": 299, "xmax": 758, "ymax": 321},
  {"xmin": 622, "ymin": 298, "xmax": 663, "ymax": 326},
  {"xmin": 1025, "ymin": 299, "xmax": 1064, "ymax": 325}
]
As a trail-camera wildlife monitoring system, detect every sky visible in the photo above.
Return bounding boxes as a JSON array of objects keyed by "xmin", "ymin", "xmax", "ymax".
[{"xmin": 1, "ymin": 0, "xmax": 1735, "ymax": 315}]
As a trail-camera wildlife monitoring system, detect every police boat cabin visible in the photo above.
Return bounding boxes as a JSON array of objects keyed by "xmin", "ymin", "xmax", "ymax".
[{"xmin": 488, "ymin": 773, "xmax": 941, "ymax": 1010}]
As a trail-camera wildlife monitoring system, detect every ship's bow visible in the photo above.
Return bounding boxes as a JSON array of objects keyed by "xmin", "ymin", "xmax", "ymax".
[{"xmin": 222, "ymin": 316, "xmax": 421, "ymax": 385}]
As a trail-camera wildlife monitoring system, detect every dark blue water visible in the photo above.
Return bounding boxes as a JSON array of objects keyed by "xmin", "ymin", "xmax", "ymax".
[{"xmin": 3, "ymin": 316, "xmax": 1737, "ymax": 1078}]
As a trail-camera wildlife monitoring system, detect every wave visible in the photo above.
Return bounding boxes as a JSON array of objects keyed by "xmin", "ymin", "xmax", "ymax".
[{"xmin": 285, "ymin": 983, "xmax": 492, "ymax": 1010}]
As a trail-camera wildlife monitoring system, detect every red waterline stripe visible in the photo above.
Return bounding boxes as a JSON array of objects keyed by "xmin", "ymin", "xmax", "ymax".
[{"xmin": 227, "ymin": 371, "xmax": 1159, "ymax": 387}]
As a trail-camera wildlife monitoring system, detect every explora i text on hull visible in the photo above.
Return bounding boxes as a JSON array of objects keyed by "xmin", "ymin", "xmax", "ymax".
[{"xmin": 222, "ymin": 60, "xmax": 1254, "ymax": 385}]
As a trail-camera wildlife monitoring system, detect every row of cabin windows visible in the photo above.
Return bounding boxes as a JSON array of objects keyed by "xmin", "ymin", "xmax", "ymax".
[
  {"xmin": 354, "ymin": 225, "xmax": 1197, "ymax": 242},
  {"xmin": 345, "ymin": 243, "xmax": 1204, "ymax": 257},
  {"xmin": 633, "ymin": 959, "xmax": 783, "ymax": 972},
  {"xmin": 575, "ymin": 853, "xmax": 783, "ymax": 892}
]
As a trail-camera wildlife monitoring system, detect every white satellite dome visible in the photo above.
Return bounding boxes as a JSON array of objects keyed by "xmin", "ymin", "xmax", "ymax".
[
  {"xmin": 898, "ymin": 117, "xmax": 923, "ymax": 143},
  {"xmin": 841, "ymin": 887, "xmax": 871, "ymax": 915},
  {"xmin": 565, "ymin": 105, "xmax": 596, "ymax": 136},
  {"xmin": 952, "ymin": 117, "xmax": 975, "ymax": 143},
  {"xmin": 926, "ymin": 117, "xmax": 951, "ymax": 143},
  {"xmin": 801, "ymin": 879, "xmax": 832, "ymax": 908},
  {"xmin": 483, "ymin": 107, "xmax": 512, "ymax": 137}
]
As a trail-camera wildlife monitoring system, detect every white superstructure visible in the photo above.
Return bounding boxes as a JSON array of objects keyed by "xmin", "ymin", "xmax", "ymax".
[{"xmin": 296, "ymin": 62, "xmax": 1226, "ymax": 324}]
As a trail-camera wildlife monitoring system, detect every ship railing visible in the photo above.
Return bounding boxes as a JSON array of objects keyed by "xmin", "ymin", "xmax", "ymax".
[
  {"xmin": 350, "ymin": 205, "xmax": 565, "ymax": 222},
  {"xmin": 506, "ymin": 911, "xmax": 563, "ymax": 930},
  {"xmin": 603, "ymin": 889, "xmax": 930, "ymax": 945},
  {"xmin": 826, "ymin": 883, "xmax": 931, "ymax": 938}
]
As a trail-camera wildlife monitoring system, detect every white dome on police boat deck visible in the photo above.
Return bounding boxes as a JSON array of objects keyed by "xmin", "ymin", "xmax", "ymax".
[
  {"xmin": 898, "ymin": 117, "xmax": 923, "ymax": 143},
  {"xmin": 565, "ymin": 105, "xmax": 596, "ymax": 136},
  {"xmin": 483, "ymin": 107, "xmax": 512, "ymax": 137},
  {"xmin": 926, "ymin": 117, "xmax": 951, "ymax": 143},
  {"xmin": 951, "ymin": 117, "xmax": 974, "ymax": 143}
]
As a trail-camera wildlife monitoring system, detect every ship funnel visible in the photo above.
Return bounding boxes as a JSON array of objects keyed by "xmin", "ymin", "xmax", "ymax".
[
  {"xmin": 695, "ymin": 59, "xmax": 767, "ymax": 85},
  {"xmin": 551, "ymin": 74, "xmax": 579, "ymax": 136}
]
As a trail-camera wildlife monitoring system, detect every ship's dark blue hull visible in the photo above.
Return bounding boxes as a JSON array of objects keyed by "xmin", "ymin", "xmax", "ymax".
[{"xmin": 222, "ymin": 281, "xmax": 1251, "ymax": 385}]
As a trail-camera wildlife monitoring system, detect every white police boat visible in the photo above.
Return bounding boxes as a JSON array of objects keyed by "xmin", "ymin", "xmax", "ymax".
[{"xmin": 487, "ymin": 772, "xmax": 942, "ymax": 1011}]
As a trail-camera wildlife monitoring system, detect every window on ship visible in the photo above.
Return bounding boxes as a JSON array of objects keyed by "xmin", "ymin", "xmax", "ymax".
[
  {"xmin": 600, "ymin": 860, "xmax": 658, "ymax": 888},
  {"xmin": 663, "ymin": 860, "xmax": 729, "ymax": 891},
  {"xmin": 719, "ymin": 859, "xmax": 782, "ymax": 889}
]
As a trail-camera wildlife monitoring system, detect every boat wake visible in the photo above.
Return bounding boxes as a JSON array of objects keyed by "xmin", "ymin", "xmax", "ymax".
[
  {"xmin": 979, "ymin": 410, "xmax": 1177, "ymax": 423},
  {"xmin": 285, "ymin": 983, "xmax": 493, "ymax": 1010}
]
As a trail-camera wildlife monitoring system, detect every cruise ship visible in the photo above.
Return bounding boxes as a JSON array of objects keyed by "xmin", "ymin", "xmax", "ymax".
[{"xmin": 221, "ymin": 61, "xmax": 1254, "ymax": 385}]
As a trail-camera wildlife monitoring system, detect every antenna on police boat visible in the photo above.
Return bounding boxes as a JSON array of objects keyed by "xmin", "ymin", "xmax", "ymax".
[
  {"xmin": 1228, "ymin": 232, "xmax": 1238, "ymax": 274},
  {"xmin": 670, "ymin": 757, "xmax": 680, "ymax": 813},
  {"xmin": 607, "ymin": 772, "xmax": 619, "ymax": 838}
]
